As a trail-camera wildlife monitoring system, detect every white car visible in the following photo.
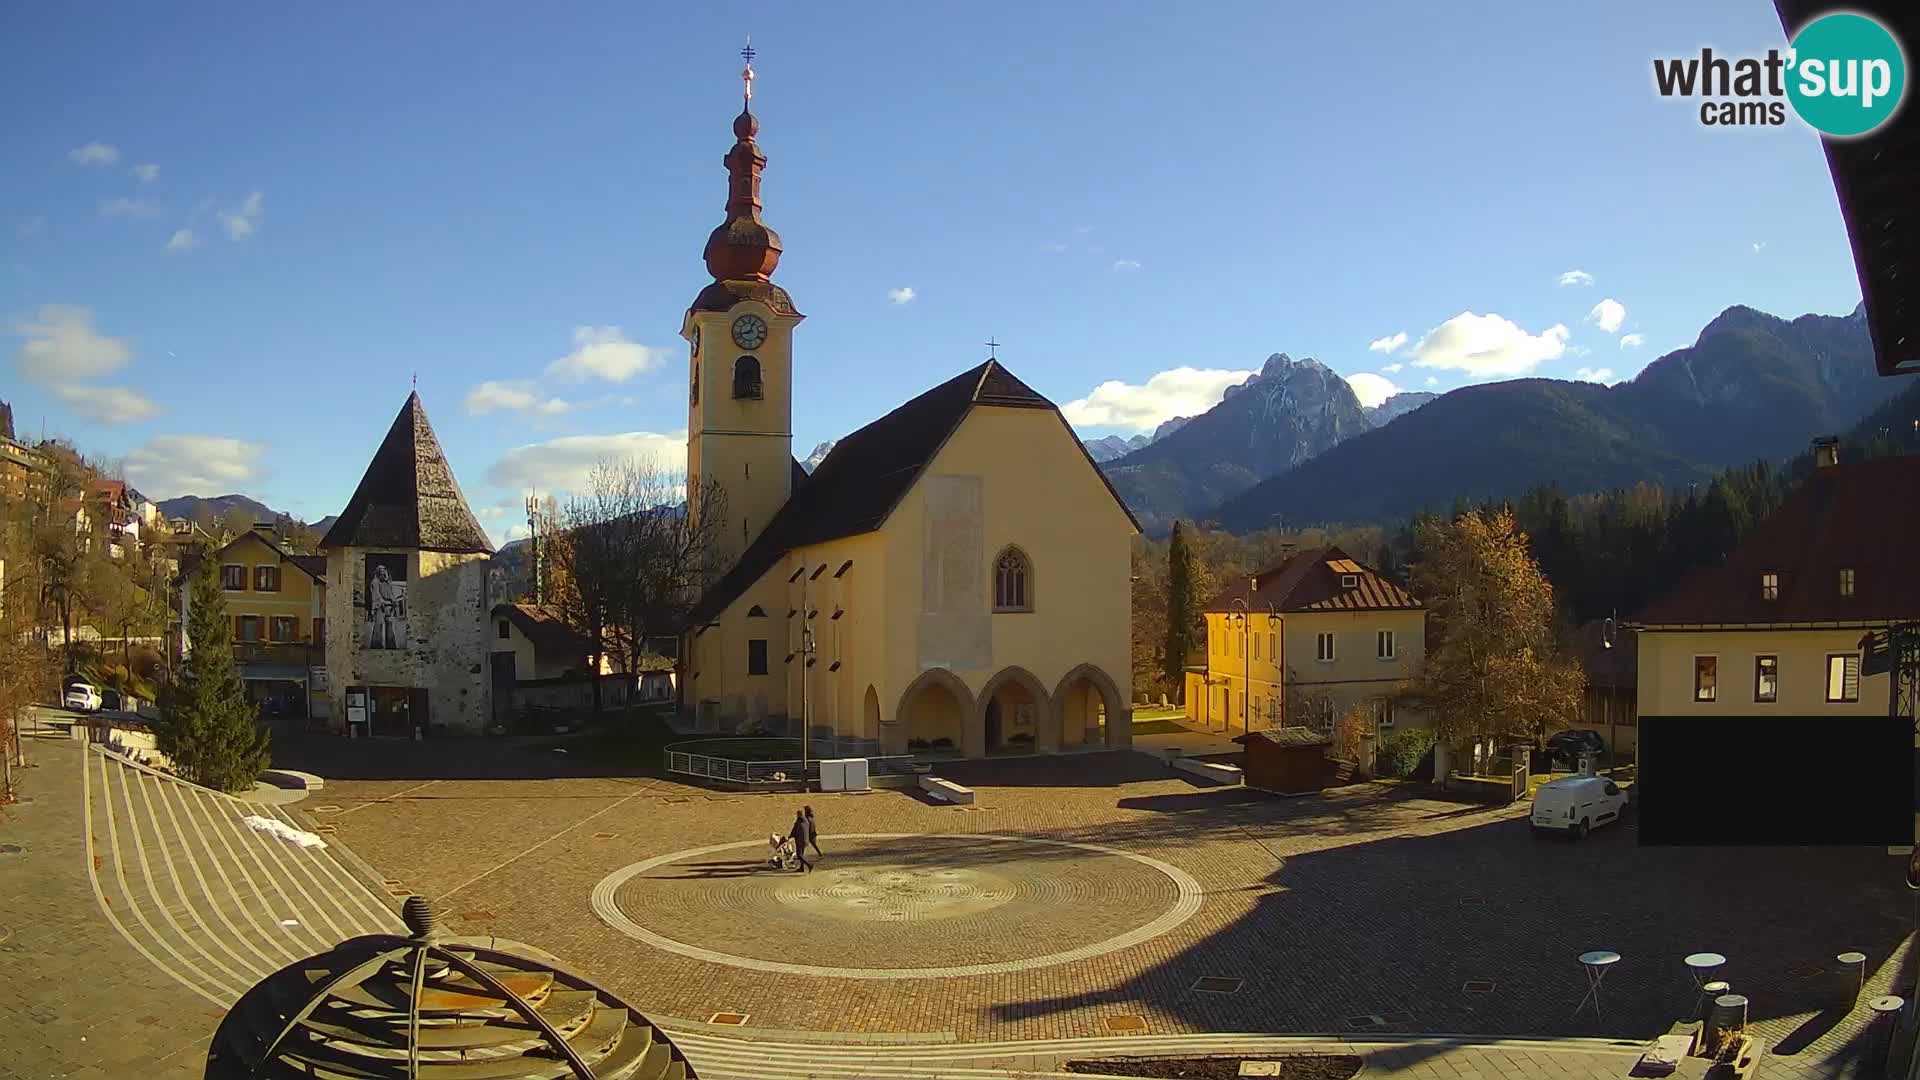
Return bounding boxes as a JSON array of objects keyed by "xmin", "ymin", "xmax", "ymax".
[
  {"xmin": 1530, "ymin": 775, "xmax": 1629, "ymax": 840},
  {"xmin": 63, "ymin": 683, "xmax": 104, "ymax": 713}
]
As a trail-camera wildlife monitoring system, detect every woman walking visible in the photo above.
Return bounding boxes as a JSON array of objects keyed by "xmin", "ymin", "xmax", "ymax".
[
  {"xmin": 802, "ymin": 805, "xmax": 823, "ymax": 860},
  {"xmin": 787, "ymin": 809, "xmax": 813, "ymax": 873}
]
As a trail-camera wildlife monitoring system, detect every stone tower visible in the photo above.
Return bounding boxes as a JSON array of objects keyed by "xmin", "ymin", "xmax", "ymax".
[
  {"xmin": 319, "ymin": 392, "xmax": 495, "ymax": 736},
  {"xmin": 682, "ymin": 45, "xmax": 805, "ymax": 562}
]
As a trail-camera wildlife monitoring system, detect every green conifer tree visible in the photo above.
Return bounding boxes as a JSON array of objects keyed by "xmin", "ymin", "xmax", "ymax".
[
  {"xmin": 155, "ymin": 557, "xmax": 269, "ymax": 791},
  {"xmin": 1162, "ymin": 521, "xmax": 1197, "ymax": 694}
]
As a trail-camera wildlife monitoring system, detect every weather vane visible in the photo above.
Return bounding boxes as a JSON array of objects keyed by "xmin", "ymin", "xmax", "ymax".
[
  {"xmin": 985, "ymin": 337, "xmax": 1001, "ymax": 360},
  {"xmin": 741, "ymin": 37, "xmax": 756, "ymax": 103}
]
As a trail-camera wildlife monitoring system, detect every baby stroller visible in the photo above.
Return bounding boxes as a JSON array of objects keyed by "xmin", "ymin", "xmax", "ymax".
[{"xmin": 766, "ymin": 832, "xmax": 798, "ymax": 871}]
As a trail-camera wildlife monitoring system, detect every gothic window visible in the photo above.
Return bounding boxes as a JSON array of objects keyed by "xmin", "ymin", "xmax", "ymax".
[
  {"xmin": 732, "ymin": 355, "xmax": 763, "ymax": 400},
  {"xmin": 690, "ymin": 363, "xmax": 699, "ymax": 406},
  {"xmin": 993, "ymin": 546, "xmax": 1032, "ymax": 612}
]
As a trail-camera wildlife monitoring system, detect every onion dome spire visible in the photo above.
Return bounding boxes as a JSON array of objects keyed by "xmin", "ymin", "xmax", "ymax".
[{"xmin": 704, "ymin": 39, "xmax": 783, "ymax": 283}]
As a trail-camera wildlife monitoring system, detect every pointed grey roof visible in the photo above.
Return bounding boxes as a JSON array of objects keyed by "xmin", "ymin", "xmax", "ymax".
[{"xmin": 320, "ymin": 392, "xmax": 494, "ymax": 554}]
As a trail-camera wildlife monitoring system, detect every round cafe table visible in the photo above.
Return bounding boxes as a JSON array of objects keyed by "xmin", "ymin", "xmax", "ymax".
[
  {"xmin": 1685, "ymin": 952, "xmax": 1728, "ymax": 1017},
  {"xmin": 1575, "ymin": 950, "xmax": 1621, "ymax": 1020}
]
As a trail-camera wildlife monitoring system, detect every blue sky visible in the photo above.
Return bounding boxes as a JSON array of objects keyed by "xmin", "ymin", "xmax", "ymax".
[{"xmin": 1, "ymin": 1, "xmax": 1868, "ymax": 544}]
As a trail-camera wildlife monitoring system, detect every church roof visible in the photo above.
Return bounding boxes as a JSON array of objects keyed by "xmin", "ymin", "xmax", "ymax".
[
  {"xmin": 319, "ymin": 392, "xmax": 494, "ymax": 554},
  {"xmin": 689, "ymin": 358, "xmax": 1139, "ymax": 625}
]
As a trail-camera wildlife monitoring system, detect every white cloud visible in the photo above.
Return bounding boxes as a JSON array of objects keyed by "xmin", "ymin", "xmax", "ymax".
[
  {"xmin": 1408, "ymin": 312, "xmax": 1571, "ymax": 377},
  {"xmin": 543, "ymin": 326, "xmax": 666, "ymax": 384},
  {"xmin": 1345, "ymin": 372, "xmax": 1400, "ymax": 409},
  {"xmin": 1062, "ymin": 366, "xmax": 1255, "ymax": 432},
  {"xmin": 464, "ymin": 379, "xmax": 573, "ymax": 418},
  {"xmin": 133, "ymin": 163, "xmax": 159, "ymax": 183},
  {"xmin": 1367, "ymin": 332, "xmax": 1408, "ymax": 355},
  {"xmin": 50, "ymin": 383, "xmax": 162, "ymax": 425},
  {"xmin": 1574, "ymin": 367, "xmax": 1616, "ymax": 384},
  {"xmin": 1619, "ymin": 333, "xmax": 1646, "ymax": 350},
  {"xmin": 486, "ymin": 431, "xmax": 688, "ymax": 495},
  {"xmin": 68, "ymin": 142, "xmax": 120, "ymax": 166},
  {"xmin": 100, "ymin": 197, "xmax": 161, "ymax": 219},
  {"xmin": 217, "ymin": 190, "xmax": 264, "ymax": 240},
  {"xmin": 1383, "ymin": 362, "xmax": 1404, "ymax": 373},
  {"xmin": 1426, "ymin": 376, "xmax": 1439, "ymax": 386},
  {"xmin": 1752, "ymin": 242, "xmax": 1766, "ymax": 254},
  {"xmin": 887, "ymin": 286, "xmax": 916, "ymax": 305},
  {"xmin": 13, "ymin": 305, "xmax": 133, "ymax": 382},
  {"xmin": 1586, "ymin": 298, "xmax": 1626, "ymax": 334},
  {"xmin": 123, "ymin": 434, "xmax": 266, "ymax": 499},
  {"xmin": 164, "ymin": 228, "xmax": 198, "ymax": 253},
  {"xmin": 1558, "ymin": 270, "xmax": 1595, "ymax": 287},
  {"xmin": 1112, "ymin": 259, "xmax": 1141, "ymax": 271}
]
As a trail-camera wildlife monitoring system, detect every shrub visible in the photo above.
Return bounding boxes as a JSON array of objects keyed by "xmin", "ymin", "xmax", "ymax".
[{"xmin": 1376, "ymin": 727, "xmax": 1435, "ymax": 778}]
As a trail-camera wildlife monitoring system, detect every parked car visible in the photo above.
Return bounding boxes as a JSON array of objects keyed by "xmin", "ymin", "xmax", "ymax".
[
  {"xmin": 1530, "ymin": 775, "xmax": 1629, "ymax": 840},
  {"xmin": 1544, "ymin": 728, "xmax": 1607, "ymax": 767},
  {"xmin": 63, "ymin": 683, "xmax": 104, "ymax": 713},
  {"xmin": 100, "ymin": 688, "xmax": 124, "ymax": 712}
]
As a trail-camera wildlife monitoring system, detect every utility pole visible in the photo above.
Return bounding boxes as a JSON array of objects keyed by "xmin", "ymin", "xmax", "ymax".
[{"xmin": 524, "ymin": 492, "xmax": 541, "ymax": 604}]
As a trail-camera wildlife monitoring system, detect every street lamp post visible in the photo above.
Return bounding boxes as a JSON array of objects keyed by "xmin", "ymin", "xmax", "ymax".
[
  {"xmin": 1231, "ymin": 598, "xmax": 1251, "ymax": 735},
  {"xmin": 798, "ymin": 565, "xmax": 814, "ymax": 791}
]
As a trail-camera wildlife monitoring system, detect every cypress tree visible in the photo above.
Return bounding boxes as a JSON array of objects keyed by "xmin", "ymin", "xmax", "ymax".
[
  {"xmin": 155, "ymin": 557, "xmax": 270, "ymax": 792},
  {"xmin": 1162, "ymin": 521, "xmax": 1196, "ymax": 694}
]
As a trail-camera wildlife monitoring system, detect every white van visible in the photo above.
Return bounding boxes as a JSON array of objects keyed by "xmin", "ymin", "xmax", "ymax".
[{"xmin": 1530, "ymin": 776, "xmax": 1628, "ymax": 840}]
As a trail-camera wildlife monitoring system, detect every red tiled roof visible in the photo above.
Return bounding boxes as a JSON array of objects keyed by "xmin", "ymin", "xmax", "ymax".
[
  {"xmin": 1202, "ymin": 545, "xmax": 1422, "ymax": 614},
  {"xmin": 1636, "ymin": 455, "xmax": 1920, "ymax": 626}
]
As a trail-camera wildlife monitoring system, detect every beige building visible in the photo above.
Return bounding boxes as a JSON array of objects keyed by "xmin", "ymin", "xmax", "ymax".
[
  {"xmin": 1186, "ymin": 547, "xmax": 1426, "ymax": 738},
  {"xmin": 1636, "ymin": 451, "xmax": 1915, "ymax": 725},
  {"xmin": 320, "ymin": 393, "xmax": 496, "ymax": 737},
  {"xmin": 679, "ymin": 67, "xmax": 1138, "ymax": 758},
  {"xmin": 179, "ymin": 526, "xmax": 329, "ymax": 717}
]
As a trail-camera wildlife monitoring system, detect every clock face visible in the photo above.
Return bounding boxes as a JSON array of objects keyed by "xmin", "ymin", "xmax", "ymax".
[{"xmin": 731, "ymin": 314, "xmax": 769, "ymax": 350}]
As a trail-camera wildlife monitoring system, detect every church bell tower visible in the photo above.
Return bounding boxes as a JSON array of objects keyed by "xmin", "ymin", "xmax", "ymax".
[{"xmin": 683, "ymin": 42, "xmax": 803, "ymax": 560}]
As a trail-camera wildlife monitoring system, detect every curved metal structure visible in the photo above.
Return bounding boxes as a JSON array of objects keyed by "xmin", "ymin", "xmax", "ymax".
[{"xmin": 206, "ymin": 896, "xmax": 697, "ymax": 1079}]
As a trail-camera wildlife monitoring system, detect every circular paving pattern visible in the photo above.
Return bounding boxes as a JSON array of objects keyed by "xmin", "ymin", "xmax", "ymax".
[{"xmin": 591, "ymin": 833, "xmax": 1204, "ymax": 979}]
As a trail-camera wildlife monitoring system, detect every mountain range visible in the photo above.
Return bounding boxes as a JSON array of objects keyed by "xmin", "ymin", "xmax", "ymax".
[{"xmin": 1210, "ymin": 303, "xmax": 1892, "ymax": 531}]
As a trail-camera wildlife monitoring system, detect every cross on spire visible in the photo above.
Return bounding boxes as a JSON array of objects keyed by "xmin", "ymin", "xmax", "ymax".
[
  {"xmin": 985, "ymin": 337, "xmax": 1001, "ymax": 359},
  {"xmin": 741, "ymin": 37, "xmax": 756, "ymax": 103}
]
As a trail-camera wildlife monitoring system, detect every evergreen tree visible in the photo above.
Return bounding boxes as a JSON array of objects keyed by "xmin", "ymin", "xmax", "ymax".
[
  {"xmin": 1162, "ymin": 521, "xmax": 1197, "ymax": 694},
  {"xmin": 155, "ymin": 557, "xmax": 269, "ymax": 792}
]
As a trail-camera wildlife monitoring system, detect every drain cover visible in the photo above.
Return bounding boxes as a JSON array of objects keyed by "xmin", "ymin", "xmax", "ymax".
[
  {"xmin": 707, "ymin": 1012, "xmax": 749, "ymax": 1026},
  {"xmin": 1378, "ymin": 1011, "xmax": 1416, "ymax": 1025},
  {"xmin": 1191, "ymin": 976, "xmax": 1244, "ymax": 994},
  {"xmin": 1101, "ymin": 1015, "xmax": 1148, "ymax": 1034},
  {"xmin": 460, "ymin": 911, "xmax": 495, "ymax": 922},
  {"xmin": 1344, "ymin": 1014, "xmax": 1385, "ymax": 1029},
  {"xmin": 1463, "ymin": 980, "xmax": 1497, "ymax": 994},
  {"xmin": 592, "ymin": 832, "xmax": 618, "ymax": 840}
]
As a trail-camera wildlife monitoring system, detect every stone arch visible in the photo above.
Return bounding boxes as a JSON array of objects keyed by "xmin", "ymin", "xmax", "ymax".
[
  {"xmin": 975, "ymin": 666, "xmax": 1051, "ymax": 757},
  {"xmin": 1052, "ymin": 663, "xmax": 1130, "ymax": 750},
  {"xmin": 893, "ymin": 667, "xmax": 975, "ymax": 757},
  {"xmin": 862, "ymin": 685, "xmax": 881, "ymax": 744}
]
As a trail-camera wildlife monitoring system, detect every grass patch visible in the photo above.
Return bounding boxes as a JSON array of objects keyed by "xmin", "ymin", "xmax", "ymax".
[
  {"xmin": 1130, "ymin": 718, "xmax": 1191, "ymax": 736},
  {"xmin": 525, "ymin": 707, "xmax": 679, "ymax": 773},
  {"xmin": 1133, "ymin": 707, "xmax": 1186, "ymax": 721}
]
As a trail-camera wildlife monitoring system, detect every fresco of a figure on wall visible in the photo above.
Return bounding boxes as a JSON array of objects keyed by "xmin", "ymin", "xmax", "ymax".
[{"xmin": 364, "ymin": 554, "xmax": 409, "ymax": 650}]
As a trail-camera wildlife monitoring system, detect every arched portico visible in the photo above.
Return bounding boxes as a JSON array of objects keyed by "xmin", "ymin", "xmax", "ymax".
[
  {"xmin": 975, "ymin": 666, "xmax": 1051, "ymax": 756},
  {"xmin": 892, "ymin": 667, "xmax": 975, "ymax": 756},
  {"xmin": 1052, "ymin": 663, "xmax": 1129, "ymax": 750}
]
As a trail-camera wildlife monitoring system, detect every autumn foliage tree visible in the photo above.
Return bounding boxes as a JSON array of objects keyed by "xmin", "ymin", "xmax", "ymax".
[{"xmin": 1400, "ymin": 508, "xmax": 1584, "ymax": 762}]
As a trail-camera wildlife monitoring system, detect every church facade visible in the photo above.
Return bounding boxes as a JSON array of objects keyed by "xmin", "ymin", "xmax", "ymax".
[{"xmin": 680, "ymin": 58, "xmax": 1138, "ymax": 758}]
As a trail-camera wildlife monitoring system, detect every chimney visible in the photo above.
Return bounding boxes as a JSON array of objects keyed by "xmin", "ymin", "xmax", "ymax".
[
  {"xmin": 251, "ymin": 521, "xmax": 277, "ymax": 537},
  {"xmin": 1811, "ymin": 435, "xmax": 1840, "ymax": 468}
]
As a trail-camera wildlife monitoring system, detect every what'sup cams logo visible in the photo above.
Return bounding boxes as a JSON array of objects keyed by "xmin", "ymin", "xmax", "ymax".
[{"xmin": 1654, "ymin": 11, "xmax": 1907, "ymax": 136}]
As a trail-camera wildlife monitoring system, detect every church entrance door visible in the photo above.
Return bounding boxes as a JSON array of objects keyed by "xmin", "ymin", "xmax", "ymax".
[{"xmin": 984, "ymin": 700, "xmax": 1002, "ymax": 754}]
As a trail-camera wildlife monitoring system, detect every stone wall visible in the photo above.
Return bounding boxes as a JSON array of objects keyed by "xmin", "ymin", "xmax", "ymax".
[{"xmin": 325, "ymin": 547, "xmax": 493, "ymax": 734}]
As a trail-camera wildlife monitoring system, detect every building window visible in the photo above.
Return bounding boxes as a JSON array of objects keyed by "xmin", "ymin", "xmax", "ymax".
[
  {"xmin": 314, "ymin": 617, "xmax": 326, "ymax": 642},
  {"xmin": 993, "ymin": 547, "xmax": 1032, "ymax": 612},
  {"xmin": 1754, "ymin": 655, "xmax": 1778, "ymax": 703},
  {"xmin": 254, "ymin": 565, "xmax": 280, "ymax": 592},
  {"xmin": 1376, "ymin": 629, "xmax": 1396, "ymax": 660},
  {"xmin": 690, "ymin": 363, "xmax": 699, "ymax": 406},
  {"xmin": 237, "ymin": 615, "xmax": 262, "ymax": 642},
  {"xmin": 747, "ymin": 638, "xmax": 768, "ymax": 676},
  {"xmin": 732, "ymin": 356, "xmax": 763, "ymax": 400},
  {"xmin": 222, "ymin": 564, "xmax": 247, "ymax": 591},
  {"xmin": 1693, "ymin": 655, "xmax": 1717, "ymax": 702},
  {"xmin": 1376, "ymin": 698, "xmax": 1396, "ymax": 728},
  {"xmin": 1252, "ymin": 635, "xmax": 1260, "ymax": 661},
  {"xmin": 1268, "ymin": 631, "xmax": 1276, "ymax": 660},
  {"xmin": 269, "ymin": 616, "xmax": 298, "ymax": 642},
  {"xmin": 1760, "ymin": 571, "xmax": 1779, "ymax": 601},
  {"xmin": 1826, "ymin": 653, "xmax": 1861, "ymax": 703},
  {"xmin": 1340, "ymin": 573, "xmax": 1359, "ymax": 589},
  {"xmin": 1838, "ymin": 567, "xmax": 1856, "ymax": 597},
  {"xmin": 1316, "ymin": 632, "xmax": 1335, "ymax": 662},
  {"xmin": 497, "ymin": 619, "xmax": 510, "ymax": 640}
]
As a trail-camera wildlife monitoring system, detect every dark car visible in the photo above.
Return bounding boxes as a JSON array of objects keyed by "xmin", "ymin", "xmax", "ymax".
[{"xmin": 1545, "ymin": 728, "xmax": 1607, "ymax": 766}]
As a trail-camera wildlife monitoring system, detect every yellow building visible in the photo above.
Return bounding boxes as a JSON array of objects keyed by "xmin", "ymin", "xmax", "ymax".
[
  {"xmin": 680, "ymin": 62, "xmax": 1138, "ymax": 758},
  {"xmin": 1186, "ymin": 546, "xmax": 1426, "ymax": 738},
  {"xmin": 1636, "ymin": 451, "xmax": 1913, "ymax": 724},
  {"xmin": 180, "ymin": 526, "xmax": 329, "ymax": 718}
]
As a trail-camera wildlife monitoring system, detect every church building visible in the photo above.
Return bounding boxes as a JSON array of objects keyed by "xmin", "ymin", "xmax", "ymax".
[{"xmin": 680, "ymin": 52, "xmax": 1139, "ymax": 758}]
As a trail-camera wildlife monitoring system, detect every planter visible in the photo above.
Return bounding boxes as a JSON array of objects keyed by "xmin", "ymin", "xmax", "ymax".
[{"xmin": 1704, "ymin": 1034, "xmax": 1761, "ymax": 1080}]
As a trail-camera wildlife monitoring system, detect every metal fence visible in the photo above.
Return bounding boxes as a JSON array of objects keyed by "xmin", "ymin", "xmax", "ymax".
[{"xmin": 664, "ymin": 750, "xmax": 920, "ymax": 786}]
